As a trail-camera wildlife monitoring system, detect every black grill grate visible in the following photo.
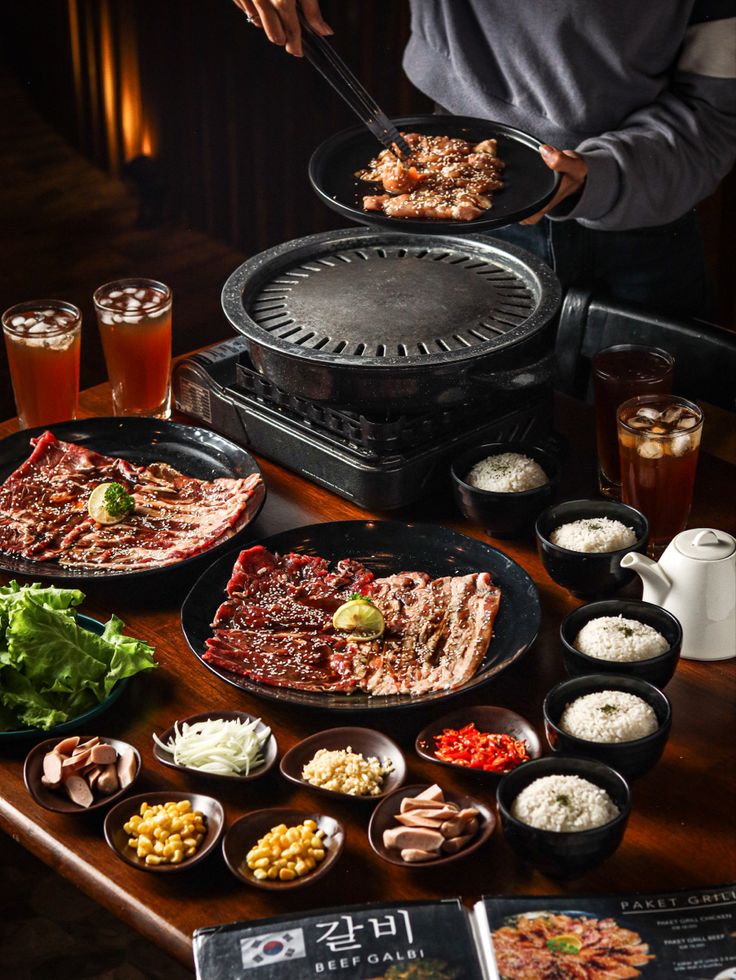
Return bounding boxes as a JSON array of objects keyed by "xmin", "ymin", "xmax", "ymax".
[{"xmin": 246, "ymin": 243, "xmax": 536, "ymax": 360}]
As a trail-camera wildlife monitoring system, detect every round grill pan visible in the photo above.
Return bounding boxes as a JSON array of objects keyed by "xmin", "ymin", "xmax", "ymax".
[
  {"xmin": 309, "ymin": 114, "xmax": 560, "ymax": 235},
  {"xmin": 222, "ymin": 228, "xmax": 561, "ymax": 411}
]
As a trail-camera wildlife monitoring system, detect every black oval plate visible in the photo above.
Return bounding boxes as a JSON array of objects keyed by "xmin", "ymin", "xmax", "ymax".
[
  {"xmin": 181, "ymin": 521, "xmax": 540, "ymax": 711},
  {"xmin": 0, "ymin": 418, "xmax": 266, "ymax": 581},
  {"xmin": 309, "ymin": 114, "xmax": 559, "ymax": 235}
]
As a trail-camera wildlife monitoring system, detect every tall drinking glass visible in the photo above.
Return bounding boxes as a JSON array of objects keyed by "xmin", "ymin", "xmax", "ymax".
[
  {"xmin": 2, "ymin": 300, "xmax": 81, "ymax": 429},
  {"xmin": 93, "ymin": 278, "xmax": 172, "ymax": 418},
  {"xmin": 617, "ymin": 395, "xmax": 703, "ymax": 556},
  {"xmin": 592, "ymin": 345, "xmax": 674, "ymax": 499}
]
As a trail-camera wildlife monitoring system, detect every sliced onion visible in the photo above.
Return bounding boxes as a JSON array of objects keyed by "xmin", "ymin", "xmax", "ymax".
[{"xmin": 153, "ymin": 717, "xmax": 271, "ymax": 776}]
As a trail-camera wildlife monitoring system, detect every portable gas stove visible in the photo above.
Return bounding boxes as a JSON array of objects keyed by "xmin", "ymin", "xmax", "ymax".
[
  {"xmin": 173, "ymin": 337, "xmax": 553, "ymax": 509},
  {"xmin": 174, "ymin": 227, "xmax": 561, "ymax": 510}
]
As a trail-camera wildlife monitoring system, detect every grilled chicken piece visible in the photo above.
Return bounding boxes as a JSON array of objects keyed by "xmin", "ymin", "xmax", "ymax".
[{"xmin": 358, "ymin": 131, "xmax": 504, "ymax": 221}]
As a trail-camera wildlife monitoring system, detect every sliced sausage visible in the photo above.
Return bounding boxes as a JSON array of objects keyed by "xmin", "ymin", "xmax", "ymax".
[
  {"xmin": 64, "ymin": 774, "xmax": 94, "ymax": 808},
  {"xmin": 55, "ymin": 736, "xmax": 80, "ymax": 755},
  {"xmin": 42, "ymin": 751, "xmax": 63, "ymax": 786},
  {"xmin": 73, "ymin": 736, "xmax": 100, "ymax": 754},
  {"xmin": 395, "ymin": 811, "xmax": 444, "ymax": 829},
  {"xmin": 61, "ymin": 749, "xmax": 91, "ymax": 772},
  {"xmin": 415, "ymin": 784, "xmax": 445, "ymax": 803},
  {"xmin": 382, "ymin": 826, "xmax": 444, "ymax": 851},
  {"xmin": 441, "ymin": 833, "xmax": 474, "ymax": 854},
  {"xmin": 86, "ymin": 766, "xmax": 102, "ymax": 790},
  {"xmin": 116, "ymin": 747, "xmax": 138, "ymax": 788},
  {"xmin": 90, "ymin": 744, "xmax": 117, "ymax": 766},
  {"xmin": 400, "ymin": 848, "xmax": 438, "ymax": 863},
  {"xmin": 96, "ymin": 764, "xmax": 120, "ymax": 796},
  {"xmin": 440, "ymin": 817, "xmax": 468, "ymax": 839},
  {"xmin": 400, "ymin": 797, "xmax": 453, "ymax": 813}
]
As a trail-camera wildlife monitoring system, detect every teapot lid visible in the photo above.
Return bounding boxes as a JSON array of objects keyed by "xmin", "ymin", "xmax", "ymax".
[{"xmin": 674, "ymin": 528, "xmax": 735, "ymax": 560}]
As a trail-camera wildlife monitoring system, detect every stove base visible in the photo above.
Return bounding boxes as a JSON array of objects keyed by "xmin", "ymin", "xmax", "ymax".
[{"xmin": 173, "ymin": 339, "xmax": 553, "ymax": 510}]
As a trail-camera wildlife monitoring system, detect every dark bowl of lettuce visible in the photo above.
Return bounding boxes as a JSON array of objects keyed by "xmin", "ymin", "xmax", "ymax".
[{"xmin": 0, "ymin": 581, "xmax": 156, "ymax": 742}]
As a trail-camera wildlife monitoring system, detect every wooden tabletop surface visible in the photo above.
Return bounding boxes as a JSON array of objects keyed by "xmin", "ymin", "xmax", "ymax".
[{"xmin": 0, "ymin": 382, "xmax": 734, "ymax": 972}]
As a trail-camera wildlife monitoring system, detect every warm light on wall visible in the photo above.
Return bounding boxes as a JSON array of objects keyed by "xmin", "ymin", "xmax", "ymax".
[{"xmin": 66, "ymin": 0, "xmax": 157, "ymax": 172}]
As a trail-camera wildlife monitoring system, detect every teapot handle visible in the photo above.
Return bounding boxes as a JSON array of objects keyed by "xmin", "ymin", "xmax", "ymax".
[{"xmin": 692, "ymin": 530, "xmax": 721, "ymax": 547}]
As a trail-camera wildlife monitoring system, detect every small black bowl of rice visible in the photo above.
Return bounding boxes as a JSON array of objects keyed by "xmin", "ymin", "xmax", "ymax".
[
  {"xmin": 496, "ymin": 756, "xmax": 631, "ymax": 878},
  {"xmin": 560, "ymin": 599, "xmax": 683, "ymax": 688},
  {"xmin": 535, "ymin": 499, "xmax": 648, "ymax": 597},
  {"xmin": 451, "ymin": 442, "xmax": 559, "ymax": 538},
  {"xmin": 543, "ymin": 674, "xmax": 672, "ymax": 780}
]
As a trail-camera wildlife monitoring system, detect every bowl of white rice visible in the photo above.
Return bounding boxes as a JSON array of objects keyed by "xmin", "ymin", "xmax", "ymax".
[
  {"xmin": 535, "ymin": 500, "xmax": 648, "ymax": 597},
  {"xmin": 543, "ymin": 674, "xmax": 672, "ymax": 779},
  {"xmin": 451, "ymin": 442, "xmax": 559, "ymax": 538},
  {"xmin": 560, "ymin": 599, "xmax": 683, "ymax": 688},
  {"xmin": 496, "ymin": 756, "xmax": 631, "ymax": 877}
]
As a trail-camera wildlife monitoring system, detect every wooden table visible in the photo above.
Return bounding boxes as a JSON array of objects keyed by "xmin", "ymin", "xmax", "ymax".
[{"xmin": 1, "ymin": 382, "xmax": 734, "ymax": 971}]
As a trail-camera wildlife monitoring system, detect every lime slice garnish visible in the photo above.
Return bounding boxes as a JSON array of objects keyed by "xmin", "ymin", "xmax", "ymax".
[
  {"xmin": 547, "ymin": 934, "xmax": 583, "ymax": 955},
  {"xmin": 87, "ymin": 482, "xmax": 134, "ymax": 525},
  {"xmin": 332, "ymin": 598, "xmax": 384, "ymax": 641}
]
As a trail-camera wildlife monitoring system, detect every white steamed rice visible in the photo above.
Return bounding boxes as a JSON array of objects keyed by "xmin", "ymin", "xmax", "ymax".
[
  {"xmin": 559, "ymin": 690, "xmax": 659, "ymax": 743},
  {"xmin": 575, "ymin": 616, "xmax": 669, "ymax": 662},
  {"xmin": 466, "ymin": 452, "xmax": 548, "ymax": 493},
  {"xmin": 511, "ymin": 774, "xmax": 619, "ymax": 832},
  {"xmin": 550, "ymin": 517, "xmax": 636, "ymax": 553}
]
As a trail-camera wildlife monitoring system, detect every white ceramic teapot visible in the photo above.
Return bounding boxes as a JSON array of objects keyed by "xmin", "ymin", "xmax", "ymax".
[{"xmin": 620, "ymin": 528, "xmax": 736, "ymax": 662}]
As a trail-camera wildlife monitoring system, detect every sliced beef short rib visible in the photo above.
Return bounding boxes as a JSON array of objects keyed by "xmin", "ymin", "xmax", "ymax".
[
  {"xmin": 0, "ymin": 431, "xmax": 263, "ymax": 569},
  {"xmin": 203, "ymin": 545, "xmax": 501, "ymax": 697}
]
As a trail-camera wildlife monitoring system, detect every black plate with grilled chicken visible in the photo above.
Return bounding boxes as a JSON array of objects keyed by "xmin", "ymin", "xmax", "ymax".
[
  {"xmin": 181, "ymin": 520, "xmax": 540, "ymax": 711},
  {"xmin": 309, "ymin": 114, "xmax": 559, "ymax": 234},
  {"xmin": 0, "ymin": 418, "xmax": 265, "ymax": 581}
]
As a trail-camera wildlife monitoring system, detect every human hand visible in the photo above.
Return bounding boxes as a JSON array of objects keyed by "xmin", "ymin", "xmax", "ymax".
[
  {"xmin": 520, "ymin": 145, "xmax": 588, "ymax": 224},
  {"xmin": 231, "ymin": 0, "xmax": 333, "ymax": 57}
]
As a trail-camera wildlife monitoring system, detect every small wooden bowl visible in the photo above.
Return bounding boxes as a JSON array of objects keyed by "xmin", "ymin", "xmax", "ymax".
[
  {"xmin": 24, "ymin": 735, "xmax": 141, "ymax": 814},
  {"xmin": 415, "ymin": 706, "xmax": 541, "ymax": 779},
  {"xmin": 152, "ymin": 711, "xmax": 278, "ymax": 783},
  {"xmin": 222, "ymin": 808, "xmax": 345, "ymax": 890},
  {"xmin": 103, "ymin": 791, "xmax": 225, "ymax": 874},
  {"xmin": 280, "ymin": 727, "xmax": 406, "ymax": 801},
  {"xmin": 368, "ymin": 783, "xmax": 496, "ymax": 869}
]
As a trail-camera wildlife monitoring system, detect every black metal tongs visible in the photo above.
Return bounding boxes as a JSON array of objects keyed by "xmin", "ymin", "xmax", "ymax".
[{"xmin": 296, "ymin": 9, "xmax": 412, "ymax": 160}]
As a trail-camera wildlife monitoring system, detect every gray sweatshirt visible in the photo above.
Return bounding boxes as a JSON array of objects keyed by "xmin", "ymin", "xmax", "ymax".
[{"xmin": 403, "ymin": 0, "xmax": 736, "ymax": 230}]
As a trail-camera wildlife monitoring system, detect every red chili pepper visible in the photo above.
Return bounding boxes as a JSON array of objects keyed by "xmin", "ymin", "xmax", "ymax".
[{"xmin": 433, "ymin": 722, "xmax": 529, "ymax": 773}]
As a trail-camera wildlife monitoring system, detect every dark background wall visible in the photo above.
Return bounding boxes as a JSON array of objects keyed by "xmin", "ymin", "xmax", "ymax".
[{"xmin": 3, "ymin": 0, "xmax": 430, "ymax": 255}]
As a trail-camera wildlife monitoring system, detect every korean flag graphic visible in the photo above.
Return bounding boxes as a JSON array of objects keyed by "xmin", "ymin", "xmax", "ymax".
[{"xmin": 240, "ymin": 929, "xmax": 307, "ymax": 970}]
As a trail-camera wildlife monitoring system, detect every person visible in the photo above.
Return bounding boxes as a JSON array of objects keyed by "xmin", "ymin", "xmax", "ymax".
[{"xmin": 231, "ymin": 0, "xmax": 736, "ymax": 318}]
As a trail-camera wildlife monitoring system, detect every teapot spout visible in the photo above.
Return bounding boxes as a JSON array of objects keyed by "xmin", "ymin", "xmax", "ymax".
[{"xmin": 620, "ymin": 552, "xmax": 671, "ymax": 604}]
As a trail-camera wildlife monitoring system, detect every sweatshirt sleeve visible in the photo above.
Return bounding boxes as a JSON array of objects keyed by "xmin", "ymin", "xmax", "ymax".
[{"xmin": 552, "ymin": 6, "xmax": 736, "ymax": 231}]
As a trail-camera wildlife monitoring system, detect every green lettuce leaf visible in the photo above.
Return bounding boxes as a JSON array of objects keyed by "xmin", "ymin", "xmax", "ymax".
[
  {"xmin": 0, "ymin": 583, "xmax": 156, "ymax": 731},
  {"xmin": 98, "ymin": 615, "xmax": 157, "ymax": 696},
  {"xmin": 0, "ymin": 581, "xmax": 84, "ymax": 637}
]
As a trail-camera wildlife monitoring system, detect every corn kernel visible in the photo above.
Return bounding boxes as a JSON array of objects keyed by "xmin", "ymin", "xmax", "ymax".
[{"xmin": 279, "ymin": 868, "xmax": 296, "ymax": 881}]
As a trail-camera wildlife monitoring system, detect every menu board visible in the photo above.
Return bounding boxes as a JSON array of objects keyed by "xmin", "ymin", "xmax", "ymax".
[
  {"xmin": 479, "ymin": 884, "xmax": 736, "ymax": 980},
  {"xmin": 194, "ymin": 885, "xmax": 736, "ymax": 979},
  {"xmin": 193, "ymin": 899, "xmax": 484, "ymax": 980}
]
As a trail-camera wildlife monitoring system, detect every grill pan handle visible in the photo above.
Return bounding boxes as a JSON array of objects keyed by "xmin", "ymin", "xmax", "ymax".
[{"xmin": 465, "ymin": 351, "xmax": 556, "ymax": 393}]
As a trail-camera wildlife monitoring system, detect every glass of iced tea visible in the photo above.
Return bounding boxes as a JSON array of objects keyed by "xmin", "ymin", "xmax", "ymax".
[
  {"xmin": 618, "ymin": 395, "xmax": 703, "ymax": 556},
  {"xmin": 2, "ymin": 300, "xmax": 81, "ymax": 429},
  {"xmin": 592, "ymin": 345, "xmax": 674, "ymax": 499},
  {"xmin": 93, "ymin": 278, "xmax": 172, "ymax": 418}
]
